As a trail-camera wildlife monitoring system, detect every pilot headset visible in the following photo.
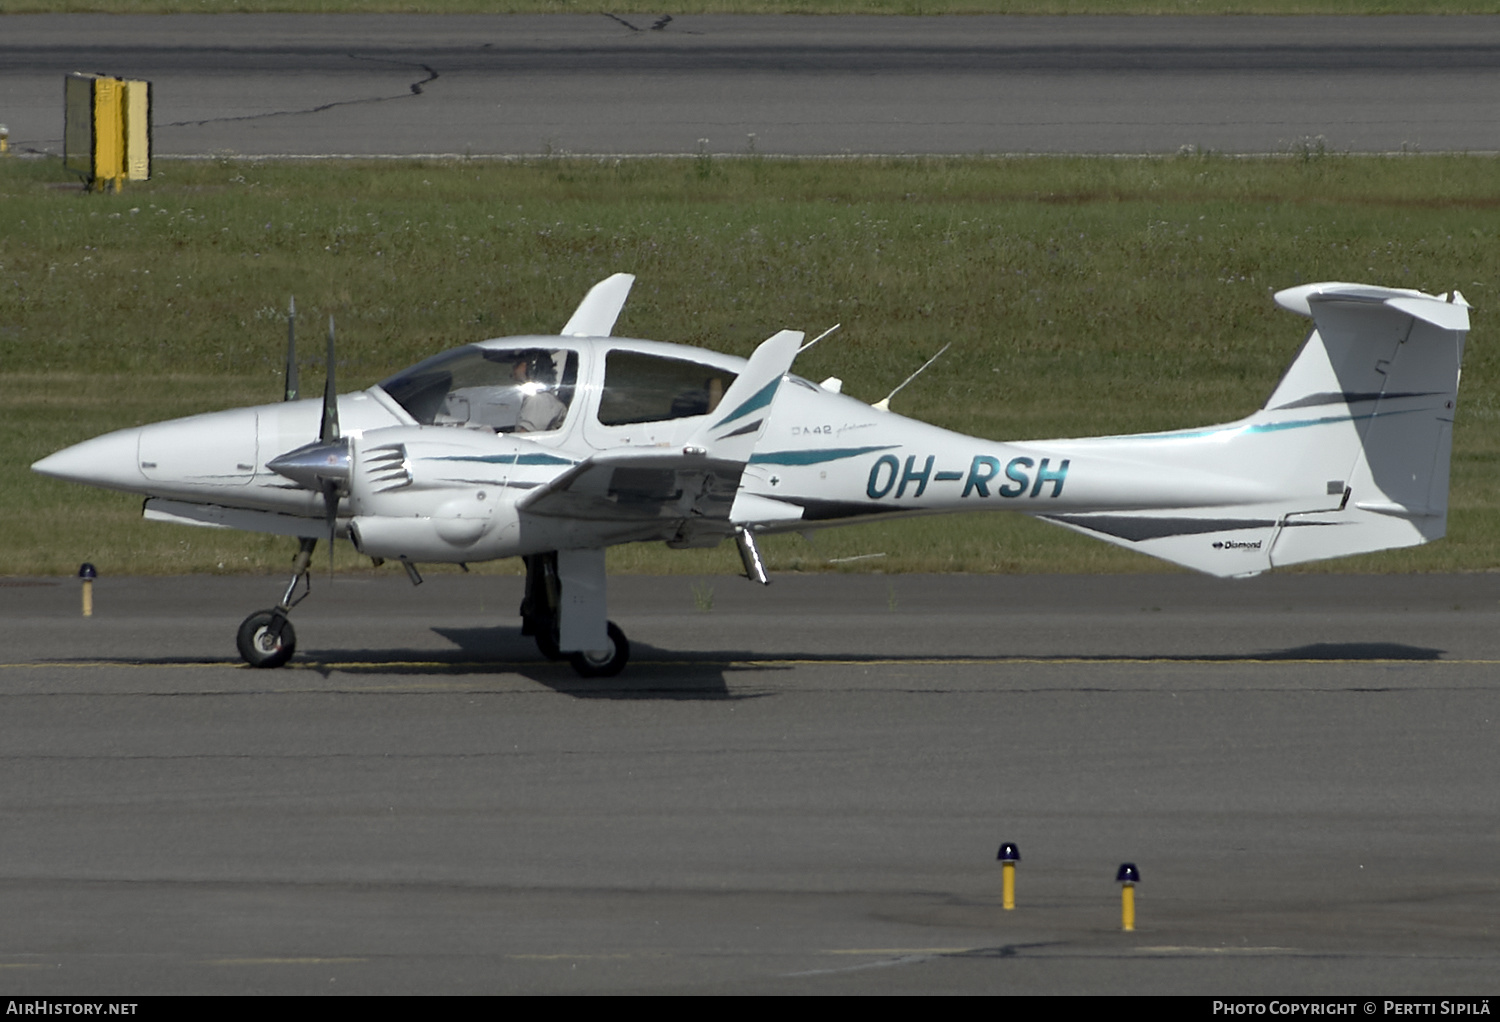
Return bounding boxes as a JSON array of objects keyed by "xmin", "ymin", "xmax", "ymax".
[{"xmin": 525, "ymin": 350, "xmax": 557, "ymax": 386}]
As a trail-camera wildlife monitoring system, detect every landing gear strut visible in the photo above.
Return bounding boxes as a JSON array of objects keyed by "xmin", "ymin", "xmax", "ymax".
[
  {"xmin": 520, "ymin": 552, "xmax": 564, "ymax": 661},
  {"xmin": 520, "ymin": 550, "xmax": 630, "ymax": 677},
  {"xmin": 236, "ymin": 537, "xmax": 316, "ymax": 669}
]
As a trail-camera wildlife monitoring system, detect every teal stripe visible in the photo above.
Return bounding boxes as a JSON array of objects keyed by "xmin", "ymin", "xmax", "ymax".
[
  {"xmin": 428, "ymin": 452, "xmax": 575, "ymax": 466},
  {"xmin": 429, "ymin": 454, "xmax": 517, "ymax": 465},
  {"xmin": 1127, "ymin": 407, "xmax": 1419, "ymax": 442},
  {"xmin": 749, "ymin": 445, "xmax": 898, "ymax": 466},
  {"xmin": 712, "ymin": 377, "xmax": 782, "ymax": 430}
]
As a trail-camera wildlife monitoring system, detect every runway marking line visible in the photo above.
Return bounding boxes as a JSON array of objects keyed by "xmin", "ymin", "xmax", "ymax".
[
  {"xmin": 205, "ymin": 956, "xmax": 367, "ymax": 966},
  {"xmin": 1134, "ymin": 946, "xmax": 1301, "ymax": 955},
  {"xmin": 823, "ymin": 947, "xmax": 975, "ymax": 955}
]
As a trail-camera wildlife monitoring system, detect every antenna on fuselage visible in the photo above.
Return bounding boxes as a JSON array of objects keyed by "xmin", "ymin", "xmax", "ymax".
[
  {"xmin": 797, "ymin": 323, "xmax": 841, "ymax": 354},
  {"xmin": 873, "ymin": 342, "xmax": 951, "ymax": 412}
]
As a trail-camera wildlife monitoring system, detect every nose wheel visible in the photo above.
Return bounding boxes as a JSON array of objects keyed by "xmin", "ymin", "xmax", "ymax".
[
  {"xmin": 237, "ymin": 610, "xmax": 296, "ymax": 668},
  {"xmin": 236, "ymin": 537, "xmax": 315, "ymax": 669}
]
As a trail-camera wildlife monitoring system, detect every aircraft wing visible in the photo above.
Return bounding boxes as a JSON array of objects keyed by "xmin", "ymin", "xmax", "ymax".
[
  {"xmin": 561, "ymin": 273, "xmax": 635, "ymax": 337},
  {"xmin": 516, "ymin": 447, "xmax": 746, "ymax": 525},
  {"xmin": 518, "ymin": 328, "xmax": 804, "ymax": 531}
]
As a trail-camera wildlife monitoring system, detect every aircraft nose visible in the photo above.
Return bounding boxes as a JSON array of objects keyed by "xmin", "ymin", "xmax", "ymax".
[{"xmin": 31, "ymin": 427, "xmax": 146, "ymax": 492}]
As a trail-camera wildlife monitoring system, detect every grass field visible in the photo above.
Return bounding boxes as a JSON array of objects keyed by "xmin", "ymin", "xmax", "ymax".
[
  {"xmin": 3, "ymin": 153, "xmax": 1496, "ymax": 577},
  {"xmin": 7, "ymin": 2, "xmax": 1500, "ymax": 14}
]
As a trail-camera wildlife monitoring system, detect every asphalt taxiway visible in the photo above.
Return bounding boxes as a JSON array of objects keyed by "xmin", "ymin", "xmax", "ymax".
[
  {"xmin": 0, "ymin": 571, "xmax": 1496, "ymax": 994},
  {"xmin": 6, "ymin": 15, "xmax": 1500, "ymax": 156}
]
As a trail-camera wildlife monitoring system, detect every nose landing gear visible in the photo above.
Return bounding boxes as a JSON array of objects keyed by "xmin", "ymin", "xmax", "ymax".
[{"xmin": 236, "ymin": 536, "xmax": 316, "ymax": 669}]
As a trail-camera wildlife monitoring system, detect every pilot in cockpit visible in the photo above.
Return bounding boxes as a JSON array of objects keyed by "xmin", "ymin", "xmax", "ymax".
[{"xmin": 512, "ymin": 350, "xmax": 567, "ymax": 433}]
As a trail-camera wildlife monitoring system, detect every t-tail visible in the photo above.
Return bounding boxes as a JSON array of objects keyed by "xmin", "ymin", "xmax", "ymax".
[{"xmin": 1036, "ymin": 283, "xmax": 1470, "ymax": 577}]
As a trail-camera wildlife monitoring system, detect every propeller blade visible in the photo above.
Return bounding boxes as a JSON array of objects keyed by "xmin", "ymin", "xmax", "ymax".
[
  {"xmin": 320, "ymin": 314, "xmax": 340, "ymax": 444},
  {"xmin": 322, "ymin": 478, "xmax": 340, "ymax": 578},
  {"xmin": 320, "ymin": 313, "xmax": 342, "ymax": 577},
  {"xmin": 283, "ymin": 295, "xmax": 298, "ymax": 402}
]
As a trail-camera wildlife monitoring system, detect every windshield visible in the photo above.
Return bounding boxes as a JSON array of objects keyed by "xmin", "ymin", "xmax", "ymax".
[{"xmin": 379, "ymin": 345, "xmax": 579, "ymax": 433}]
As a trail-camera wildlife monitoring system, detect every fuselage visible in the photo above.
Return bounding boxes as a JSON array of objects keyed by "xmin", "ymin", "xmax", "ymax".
[{"xmin": 34, "ymin": 331, "xmax": 1306, "ymax": 567}]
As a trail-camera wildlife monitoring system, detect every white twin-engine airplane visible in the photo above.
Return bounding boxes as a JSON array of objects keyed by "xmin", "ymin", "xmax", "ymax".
[{"xmin": 33, "ymin": 274, "xmax": 1470, "ymax": 676}]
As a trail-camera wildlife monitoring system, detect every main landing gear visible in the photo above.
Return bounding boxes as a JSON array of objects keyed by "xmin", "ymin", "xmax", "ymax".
[
  {"xmin": 235, "ymin": 542, "xmax": 630, "ymax": 677},
  {"xmin": 236, "ymin": 536, "xmax": 316, "ymax": 669},
  {"xmin": 520, "ymin": 551, "xmax": 630, "ymax": 677}
]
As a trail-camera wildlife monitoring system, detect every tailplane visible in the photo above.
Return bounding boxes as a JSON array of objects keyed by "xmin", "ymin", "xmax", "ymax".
[{"xmin": 1040, "ymin": 283, "xmax": 1469, "ymax": 576}]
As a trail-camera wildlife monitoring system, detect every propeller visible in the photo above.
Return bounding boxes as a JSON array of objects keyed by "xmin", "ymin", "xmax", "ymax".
[
  {"xmin": 283, "ymin": 296, "xmax": 298, "ymax": 402},
  {"xmin": 265, "ymin": 311, "xmax": 351, "ymax": 577},
  {"xmin": 318, "ymin": 315, "xmax": 343, "ymax": 566}
]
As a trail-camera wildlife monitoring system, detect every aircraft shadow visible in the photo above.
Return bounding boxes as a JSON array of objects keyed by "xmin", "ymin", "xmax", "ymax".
[
  {"xmin": 301, "ymin": 626, "xmax": 783, "ymax": 701},
  {"xmin": 37, "ymin": 639, "xmax": 1444, "ymax": 701},
  {"xmin": 1236, "ymin": 641, "xmax": 1443, "ymax": 662}
]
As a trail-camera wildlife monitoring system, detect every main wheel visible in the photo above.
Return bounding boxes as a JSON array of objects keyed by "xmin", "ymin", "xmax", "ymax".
[
  {"xmin": 568, "ymin": 621, "xmax": 629, "ymax": 678},
  {"xmin": 237, "ymin": 610, "xmax": 296, "ymax": 668}
]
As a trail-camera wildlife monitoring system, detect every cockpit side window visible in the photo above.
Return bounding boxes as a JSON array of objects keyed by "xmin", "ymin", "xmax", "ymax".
[
  {"xmin": 379, "ymin": 346, "xmax": 578, "ymax": 433},
  {"xmin": 597, "ymin": 351, "xmax": 738, "ymax": 427}
]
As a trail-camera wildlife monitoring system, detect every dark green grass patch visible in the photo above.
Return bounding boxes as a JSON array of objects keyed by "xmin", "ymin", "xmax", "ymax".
[{"xmin": 3, "ymin": 154, "xmax": 1496, "ymax": 575}]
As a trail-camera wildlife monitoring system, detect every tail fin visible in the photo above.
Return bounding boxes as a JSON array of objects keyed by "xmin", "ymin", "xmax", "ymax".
[
  {"xmin": 1259, "ymin": 282, "xmax": 1468, "ymax": 567},
  {"xmin": 1040, "ymin": 283, "xmax": 1469, "ymax": 576}
]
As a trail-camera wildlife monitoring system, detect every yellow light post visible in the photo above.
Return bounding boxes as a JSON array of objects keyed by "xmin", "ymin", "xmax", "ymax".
[
  {"xmin": 1116, "ymin": 863, "xmax": 1140, "ymax": 931},
  {"xmin": 997, "ymin": 842, "xmax": 1019, "ymax": 910},
  {"xmin": 78, "ymin": 562, "xmax": 97, "ymax": 617}
]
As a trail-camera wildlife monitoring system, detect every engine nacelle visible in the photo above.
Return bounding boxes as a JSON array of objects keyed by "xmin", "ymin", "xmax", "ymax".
[
  {"xmin": 344, "ymin": 424, "xmax": 551, "ymax": 561},
  {"xmin": 348, "ymin": 508, "xmax": 517, "ymax": 563}
]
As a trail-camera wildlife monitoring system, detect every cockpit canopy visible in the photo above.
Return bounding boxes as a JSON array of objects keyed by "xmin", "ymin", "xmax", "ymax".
[
  {"xmin": 378, "ymin": 341, "xmax": 740, "ymax": 435},
  {"xmin": 379, "ymin": 345, "xmax": 578, "ymax": 433}
]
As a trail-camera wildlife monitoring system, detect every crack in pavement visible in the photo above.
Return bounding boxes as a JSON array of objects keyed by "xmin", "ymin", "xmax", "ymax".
[
  {"xmin": 786, "ymin": 942, "xmax": 1061, "ymax": 977},
  {"xmin": 160, "ymin": 53, "xmax": 439, "ymax": 131},
  {"xmin": 602, "ymin": 13, "xmax": 673, "ymax": 33}
]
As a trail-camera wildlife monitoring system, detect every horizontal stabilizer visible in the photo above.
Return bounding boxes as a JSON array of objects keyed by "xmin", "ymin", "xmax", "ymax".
[{"xmin": 1274, "ymin": 282, "xmax": 1470, "ymax": 331}]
